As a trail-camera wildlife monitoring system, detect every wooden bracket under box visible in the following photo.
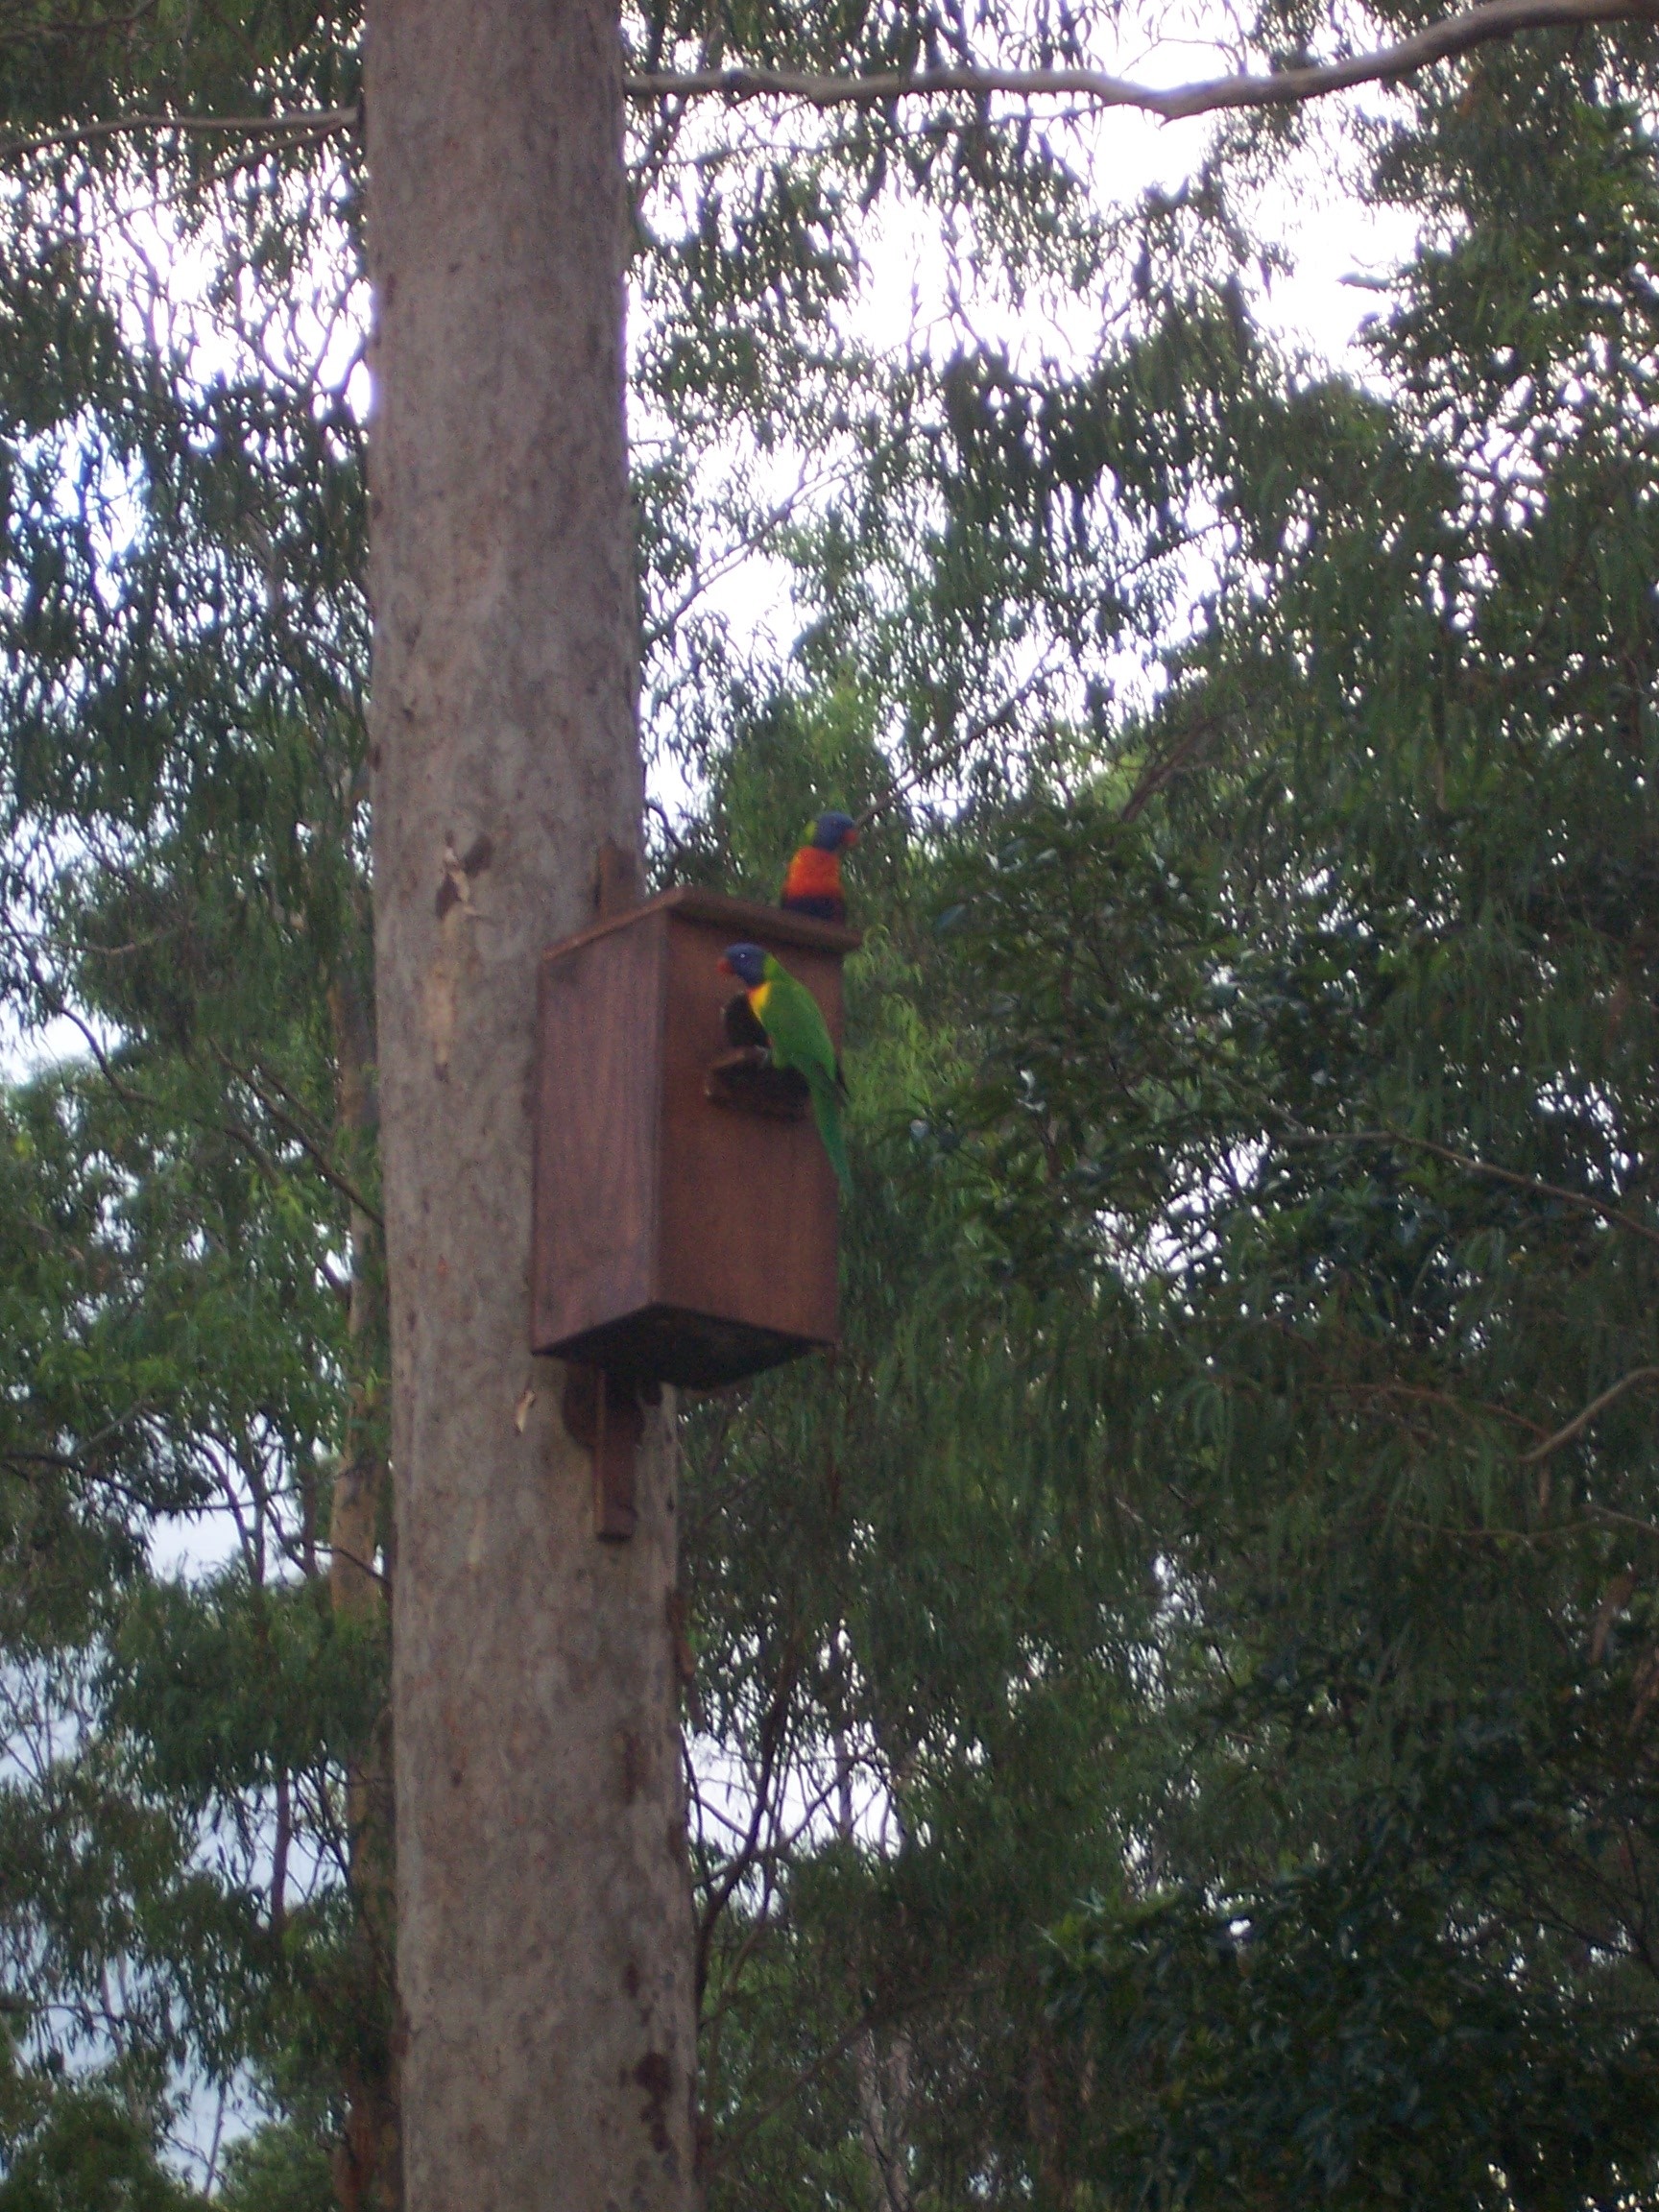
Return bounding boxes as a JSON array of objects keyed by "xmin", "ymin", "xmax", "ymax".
[{"xmin": 532, "ymin": 886, "xmax": 858, "ymax": 1388}]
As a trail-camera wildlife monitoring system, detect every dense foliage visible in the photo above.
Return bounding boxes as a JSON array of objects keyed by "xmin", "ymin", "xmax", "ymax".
[{"xmin": 1, "ymin": 2, "xmax": 1657, "ymax": 2206}]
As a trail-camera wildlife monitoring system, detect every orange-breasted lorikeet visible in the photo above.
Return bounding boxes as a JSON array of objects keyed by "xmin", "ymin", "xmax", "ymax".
[
  {"xmin": 780, "ymin": 810, "xmax": 858, "ymax": 926},
  {"xmin": 717, "ymin": 942, "xmax": 851, "ymax": 1193}
]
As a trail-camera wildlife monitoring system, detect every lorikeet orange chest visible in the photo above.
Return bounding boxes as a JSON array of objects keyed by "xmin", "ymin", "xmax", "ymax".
[
  {"xmin": 780, "ymin": 845, "xmax": 847, "ymax": 925},
  {"xmin": 780, "ymin": 810, "xmax": 858, "ymax": 925}
]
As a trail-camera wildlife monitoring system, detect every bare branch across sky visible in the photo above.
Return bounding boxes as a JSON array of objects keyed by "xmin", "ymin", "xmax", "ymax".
[
  {"xmin": 7, "ymin": 0, "xmax": 1655, "ymax": 169},
  {"xmin": 624, "ymin": 0, "xmax": 1659, "ymax": 118}
]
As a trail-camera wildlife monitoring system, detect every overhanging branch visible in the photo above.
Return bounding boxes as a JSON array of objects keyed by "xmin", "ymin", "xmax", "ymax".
[
  {"xmin": 6, "ymin": 0, "xmax": 1654, "ymax": 168},
  {"xmin": 1, "ymin": 101, "xmax": 360, "ymax": 163},
  {"xmin": 624, "ymin": 0, "xmax": 1659, "ymax": 119}
]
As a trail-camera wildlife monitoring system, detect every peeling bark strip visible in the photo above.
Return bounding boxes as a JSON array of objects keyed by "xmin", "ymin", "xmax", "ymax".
[{"xmin": 365, "ymin": 1, "xmax": 695, "ymax": 2205}]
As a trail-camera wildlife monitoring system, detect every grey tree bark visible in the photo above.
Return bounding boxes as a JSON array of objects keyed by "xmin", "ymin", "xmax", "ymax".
[{"xmin": 365, "ymin": 4, "xmax": 696, "ymax": 2204}]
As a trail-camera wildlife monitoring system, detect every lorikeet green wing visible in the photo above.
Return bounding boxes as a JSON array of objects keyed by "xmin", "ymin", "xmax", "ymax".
[
  {"xmin": 756, "ymin": 958, "xmax": 851, "ymax": 1191},
  {"xmin": 718, "ymin": 944, "xmax": 852, "ymax": 1194}
]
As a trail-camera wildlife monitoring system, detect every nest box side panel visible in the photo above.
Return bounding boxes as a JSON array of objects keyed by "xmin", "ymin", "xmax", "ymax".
[
  {"xmin": 655, "ymin": 909, "xmax": 841, "ymax": 1348},
  {"xmin": 531, "ymin": 915, "xmax": 664, "ymax": 1356}
]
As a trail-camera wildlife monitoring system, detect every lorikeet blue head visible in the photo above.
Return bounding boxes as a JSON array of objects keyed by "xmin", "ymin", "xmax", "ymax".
[
  {"xmin": 808, "ymin": 810, "xmax": 858, "ymax": 852},
  {"xmin": 718, "ymin": 943, "xmax": 769, "ymax": 987}
]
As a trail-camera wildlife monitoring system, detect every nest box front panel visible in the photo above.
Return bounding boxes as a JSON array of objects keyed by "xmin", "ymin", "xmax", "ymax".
[
  {"xmin": 532, "ymin": 918, "xmax": 663, "ymax": 1360},
  {"xmin": 533, "ymin": 888, "xmax": 854, "ymax": 1387},
  {"xmin": 655, "ymin": 910, "xmax": 842, "ymax": 1351}
]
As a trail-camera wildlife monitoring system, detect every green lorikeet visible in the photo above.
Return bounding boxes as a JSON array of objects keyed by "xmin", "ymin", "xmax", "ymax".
[{"xmin": 717, "ymin": 942, "xmax": 852, "ymax": 1193}]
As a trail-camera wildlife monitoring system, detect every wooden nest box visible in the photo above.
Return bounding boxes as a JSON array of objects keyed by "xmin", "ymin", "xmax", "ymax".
[{"xmin": 532, "ymin": 887, "xmax": 858, "ymax": 1389}]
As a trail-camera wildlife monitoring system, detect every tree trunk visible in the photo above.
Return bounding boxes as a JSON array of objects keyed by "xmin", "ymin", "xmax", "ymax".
[
  {"xmin": 835, "ymin": 1719, "xmax": 914, "ymax": 2212},
  {"xmin": 325, "ymin": 963, "xmax": 400, "ymax": 2212},
  {"xmin": 364, "ymin": 4, "xmax": 696, "ymax": 2204}
]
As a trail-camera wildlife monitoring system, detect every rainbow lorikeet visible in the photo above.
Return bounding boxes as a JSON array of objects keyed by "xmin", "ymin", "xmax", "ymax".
[
  {"xmin": 717, "ymin": 943, "xmax": 852, "ymax": 1194},
  {"xmin": 780, "ymin": 810, "xmax": 858, "ymax": 926}
]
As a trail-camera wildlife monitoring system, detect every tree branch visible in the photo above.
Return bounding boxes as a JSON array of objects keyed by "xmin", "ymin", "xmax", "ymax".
[
  {"xmin": 625, "ymin": 0, "xmax": 1659, "ymax": 120},
  {"xmin": 1, "ymin": 102, "xmax": 360, "ymax": 163},
  {"xmin": 209, "ymin": 1044, "xmax": 384, "ymax": 1227},
  {"xmin": 13, "ymin": 0, "xmax": 1647, "ymax": 170}
]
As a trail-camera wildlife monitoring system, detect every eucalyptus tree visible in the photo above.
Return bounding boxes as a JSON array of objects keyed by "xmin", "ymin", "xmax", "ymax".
[
  {"xmin": 913, "ymin": 32, "xmax": 1659, "ymax": 2205},
  {"xmin": 637, "ymin": 14, "xmax": 1659, "ymax": 2212}
]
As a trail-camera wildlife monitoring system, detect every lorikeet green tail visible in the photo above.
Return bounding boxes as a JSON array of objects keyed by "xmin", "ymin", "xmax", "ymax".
[{"xmin": 717, "ymin": 942, "xmax": 852, "ymax": 1194}]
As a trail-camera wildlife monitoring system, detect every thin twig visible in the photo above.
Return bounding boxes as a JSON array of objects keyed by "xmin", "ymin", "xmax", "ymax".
[
  {"xmin": 1522, "ymin": 1368, "xmax": 1659, "ymax": 1464},
  {"xmin": 854, "ymin": 651, "xmax": 1061, "ymax": 834},
  {"xmin": 210, "ymin": 1045, "xmax": 384, "ymax": 1226},
  {"xmin": 695, "ymin": 1650, "xmax": 801, "ymax": 1997},
  {"xmin": 640, "ymin": 459, "xmax": 851, "ymax": 653},
  {"xmin": 322, "ymin": 1542, "xmax": 392, "ymax": 1591},
  {"xmin": 1285, "ymin": 1126, "xmax": 1659, "ymax": 1255},
  {"xmin": 1119, "ymin": 712, "xmax": 1219, "ymax": 824},
  {"xmin": 1585, "ymin": 1506, "xmax": 1659, "ymax": 1540},
  {"xmin": 1337, "ymin": 1378, "xmax": 1549, "ymax": 1440},
  {"xmin": 626, "ymin": 0, "xmax": 1659, "ymax": 119}
]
